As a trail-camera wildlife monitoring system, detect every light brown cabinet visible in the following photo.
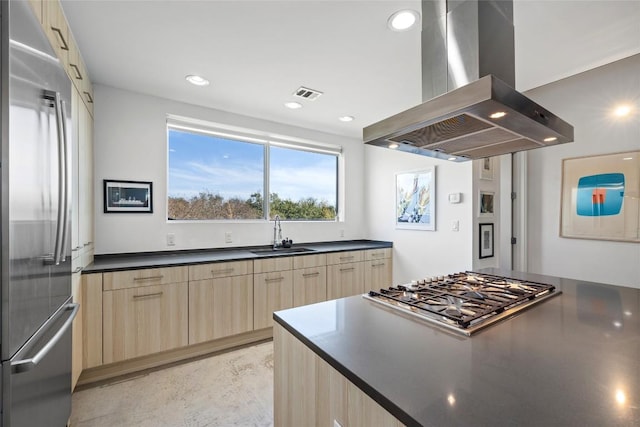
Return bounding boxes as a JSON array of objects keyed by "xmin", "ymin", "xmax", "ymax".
[
  {"xmin": 327, "ymin": 262, "xmax": 364, "ymax": 300},
  {"xmin": 42, "ymin": 0, "xmax": 69, "ymax": 69},
  {"xmin": 364, "ymin": 248, "xmax": 393, "ymax": 292},
  {"xmin": 292, "ymin": 254, "xmax": 327, "ymax": 307},
  {"xmin": 253, "ymin": 257, "xmax": 295, "ymax": 329},
  {"xmin": 188, "ymin": 261, "xmax": 254, "ymax": 345},
  {"xmin": 71, "ymin": 271, "xmax": 83, "ymax": 390},
  {"xmin": 103, "ymin": 282, "xmax": 188, "ymax": 364}
]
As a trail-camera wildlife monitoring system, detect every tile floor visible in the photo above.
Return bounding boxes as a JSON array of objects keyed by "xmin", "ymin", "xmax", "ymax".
[{"xmin": 70, "ymin": 341, "xmax": 274, "ymax": 427}]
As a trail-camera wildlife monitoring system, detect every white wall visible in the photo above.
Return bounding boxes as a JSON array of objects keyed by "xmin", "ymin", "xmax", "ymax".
[
  {"xmin": 363, "ymin": 147, "xmax": 474, "ymax": 285},
  {"xmin": 93, "ymin": 85, "xmax": 365, "ymax": 254},
  {"xmin": 524, "ymin": 54, "xmax": 640, "ymax": 288}
]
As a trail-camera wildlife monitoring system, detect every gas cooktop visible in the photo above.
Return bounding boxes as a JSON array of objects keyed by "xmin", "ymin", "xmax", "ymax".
[{"xmin": 363, "ymin": 271, "xmax": 560, "ymax": 336}]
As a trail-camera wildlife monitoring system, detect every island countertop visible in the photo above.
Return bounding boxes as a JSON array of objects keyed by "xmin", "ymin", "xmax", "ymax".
[
  {"xmin": 273, "ymin": 269, "xmax": 639, "ymax": 426},
  {"xmin": 82, "ymin": 239, "xmax": 392, "ymax": 273}
]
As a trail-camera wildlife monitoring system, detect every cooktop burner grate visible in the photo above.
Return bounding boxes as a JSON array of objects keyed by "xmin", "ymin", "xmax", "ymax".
[{"xmin": 364, "ymin": 271, "xmax": 560, "ymax": 336}]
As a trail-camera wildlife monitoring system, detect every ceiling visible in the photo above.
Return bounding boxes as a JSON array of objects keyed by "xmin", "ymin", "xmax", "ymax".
[{"xmin": 61, "ymin": 0, "xmax": 640, "ymax": 140}]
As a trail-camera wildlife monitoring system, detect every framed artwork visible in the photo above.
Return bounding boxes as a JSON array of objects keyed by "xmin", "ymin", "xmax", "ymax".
[
  {"xmin": 396, "ymin": 167, "xmax": 436, "ymax": 230},
  {"xmin": 480, "ymin": 157, "xmax": 493, "ymax": 180},
  {"xmin": 560, "ymin": 151, "xmax": 639, "ymax": 242},
  {"xmin": 104, "ymin": 180, "xmax": 153, "ymax": 213},
  {"xmin": 479, "ymin": 223, "xmax": 494, "ymax": 258},
  {"xmin": 479, "ymin": 191, "xmax": 495, "ymax": 217}
]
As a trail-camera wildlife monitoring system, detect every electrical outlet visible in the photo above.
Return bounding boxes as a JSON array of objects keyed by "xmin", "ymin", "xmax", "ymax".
[
  {"xmin": 225, "ymin": 231, "xmax": 233, "ymax": 243},
  {"xmin": 451, "ymin": 220, "xmax": 459, "ymax": 232},
  {"xmin": 340, "ymin": 229, "xmax": 345, "ymax": 238},
  {"xmin": 166, "ymin": 233, "xmax": 176, "ymax": 246}
]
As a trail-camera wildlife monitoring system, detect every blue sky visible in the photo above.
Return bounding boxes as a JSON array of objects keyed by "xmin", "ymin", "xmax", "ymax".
[{"xmin": 168, "ymin": 129, "xmax": 337, "ymax": 205}]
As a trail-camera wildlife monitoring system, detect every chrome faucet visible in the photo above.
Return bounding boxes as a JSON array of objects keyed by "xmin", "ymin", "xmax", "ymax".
[{"xmin": 273, "ymin": 215, "xmax": 282, "ymax": 249}]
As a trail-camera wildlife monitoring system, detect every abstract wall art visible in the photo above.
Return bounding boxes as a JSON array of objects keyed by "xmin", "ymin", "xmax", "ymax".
[{"xmin": 561, "ymin": 151, "xmax": 639, "ymax": 242}]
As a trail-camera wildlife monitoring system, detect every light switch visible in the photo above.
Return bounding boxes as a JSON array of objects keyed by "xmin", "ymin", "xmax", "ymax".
[
  {"xmin": 225, "ymin": 231, "xmax": 233, "ymax": 243},
  {"xmin": 451, "ymin": 220, "xmax": 459, "ymax": 231},
  {"xmin": 166, "ymin": 233, "xmax": 176, "ymax": 246}
]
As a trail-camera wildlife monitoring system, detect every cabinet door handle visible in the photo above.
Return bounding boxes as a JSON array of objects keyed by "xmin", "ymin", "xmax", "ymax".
[
  {"xmin": 211, "ymin": 268, "xmax": 234, "ymax": 275},
  {"xmin": 83, "ymin": 91, "xmax": 94, "ymax": 104},
  {"xmin": 265, "ymin": 276, "xmax": 284, "ymax": 283},
  {"xmin": 84, "ymin": 241, "xmax": 93, "ymax": 246},
  {"xmin": 133, "ymin": 275, "xmax": 164, "ymax": 281},
  {"xmin": 371, "ymin": 262, "xmax": 385, "ymax": 267},
  {"xmin": 51, "ymin": 26, "xmax": 69, "ymax": 51},
  {"xmin": 302, "ymin": 272, "xmax": 320, "ymax": 278},
  {"xmin": 69, "ymin": 63, "xmax": 83, "ymax": 80},
  {"xmin": 371, "ymin": 253, "xmax": 384, "ymax": 258},
  {"xmin": 133, "ymin": 292, "xmax": 163, "ymax": 300},
  {"xmin": 339, "ymin": 267, "xmax": 355, "ymax": 272},
  {"xmin": 73, "ymin": 266, "xmax": 83, "ymax": 274},
  {"xmin": 339, "ymin": 256, "xmax": 354, "ymax": 260}
]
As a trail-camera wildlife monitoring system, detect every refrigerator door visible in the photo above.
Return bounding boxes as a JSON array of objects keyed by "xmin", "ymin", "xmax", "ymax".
[
  {"xmin": 1, "ymin": 0, "xmax": 72, "ymax": 362},
  {"xmin": 2, "ymin": 299, "xmax": 78, "ymax": 427}
]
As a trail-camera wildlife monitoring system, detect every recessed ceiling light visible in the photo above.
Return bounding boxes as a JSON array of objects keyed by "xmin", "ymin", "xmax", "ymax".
[
  {"xmin": 284, "ymin": 101, "xmax": 303, "ymax": 109},
  {"xmin": 623, "ymin": 157, "xmax": 633, "ymax": 161},
  {"xmin": 388, "ymin": 143, "xmax": 399, "ymax": 149},
  {"xmin": 614, "ymin": 104, "xmax": 632, "ymax": 117},
  {"xmin": 388, "ymin": 10, "xmax": 420, "ymax": 31},
  {"xmin": 339, "ymin": 116, "xmax": 354, "ymax": 122},
  {"xmin": 447, "ymin": 157, "xmax": 457, "ymax": 161},
  {"xmin": 543, "ymin": 137, "xmax": 557, "ymax": 142},
  {"xmin": 185, "ymin": 74, "xmax": 210, "ymax": 86},
  {"xmin": 489, "ymin": 111, "xmax": 506, "ymax": 119}
]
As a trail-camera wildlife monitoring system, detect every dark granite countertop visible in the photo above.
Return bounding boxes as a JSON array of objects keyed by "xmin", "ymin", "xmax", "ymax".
[
  {"xmin": 82, "ymin": 240, "xmax": 392, "ymax": 273},
  {"xmin": 274, "ymin": 269, "xmax": 639, "ymax": 427}
]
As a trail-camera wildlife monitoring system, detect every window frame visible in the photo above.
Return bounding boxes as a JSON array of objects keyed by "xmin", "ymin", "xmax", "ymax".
[{"xmin": 166, "ymin": 115, "xmax": 342, "ymax": 223}]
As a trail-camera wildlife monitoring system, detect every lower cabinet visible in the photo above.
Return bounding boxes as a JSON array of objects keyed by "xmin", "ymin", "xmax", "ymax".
[
  {"xmin": 254, "ymin": 271, "xmax": 293, "ymax": 329},
  {"xmin": 364, "ymin": 259, "xmax": 393, "ymax": 292},
  {"xmin": 327, "ymin": 262, "xmax": 364, "ymax": 300},
  {"xmin": 71, "ymin": 271, "xmax": 83, "ymax": 390},
  {"xmin": 189, "ymin": 274, "xmax": 254, "ymax": 345},
  {"xmin": 292, "ymin": 266, "xmax": 327, "ymax": 306},
  {"xmin": 103, "ymin": 282, "xmax": 188, "ymax": 364}
]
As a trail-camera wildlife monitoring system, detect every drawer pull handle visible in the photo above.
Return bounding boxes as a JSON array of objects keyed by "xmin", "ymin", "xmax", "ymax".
[
  {"xmin": 339, "ymin": 256, "xmax": 354, "ymax": 260},
  {"xmin": 371, "ymin": 253, "xmax": 384, "ymax": 258},
  {"xmin": 265, "ymin": 277, "xmax": 284, "ymax": 283},
  {"xmin": 371, "ymin": 262, "xmax": 385, "ymax": 267},
  {"xmin": 133, "ymin": 275, "xmax": 164, "ymax": 281},
  {"xmin": 302, "ymin": 272, "xmax": 320, "ymax": 278},
  {"xmin": 51, "ymin": 27, "xmax": 69, "ymax": 51},
  {"xmin": 339, "ymin": 267, "xmax": 355, "ymax": 272},
  {"xmin": 69, "ymin": 63, "xmax": 83, "ymax": 80},
  {"xmin": 212, "ymin": 268, "xmax": 234, "ymax": 275},
  {"xmin": 133, "ymin": 292, "xmax": 163, "ymax": 300}
]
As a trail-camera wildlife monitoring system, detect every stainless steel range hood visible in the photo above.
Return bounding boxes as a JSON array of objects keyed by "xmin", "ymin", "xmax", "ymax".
[{"xmin": 363, "ymin": 0, "xmax": 574, "ymax": 162}]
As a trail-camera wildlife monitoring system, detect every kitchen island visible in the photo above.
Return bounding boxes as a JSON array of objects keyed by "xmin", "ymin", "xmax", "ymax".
[{"xmin": 273, "ymin": 269, "xmax": 639, "ymax": 426}]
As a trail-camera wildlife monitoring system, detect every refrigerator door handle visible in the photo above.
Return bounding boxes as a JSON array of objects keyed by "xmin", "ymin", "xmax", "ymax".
[
  {"xmin": 10, "ymin": 303, "xmax": 79, "ymax": 374},
  {"xmin": 43, "ymin": 89, "xmax": 66, "ymax": 265},
  {"xmin": 59, "ymin": 98, "xmax": 70, "ymax": 263}
]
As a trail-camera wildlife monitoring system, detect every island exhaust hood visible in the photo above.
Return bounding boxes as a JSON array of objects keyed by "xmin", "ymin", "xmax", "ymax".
[{"xmin": 363, "ymin": 0, "xmax": 574, "ymax": 162}]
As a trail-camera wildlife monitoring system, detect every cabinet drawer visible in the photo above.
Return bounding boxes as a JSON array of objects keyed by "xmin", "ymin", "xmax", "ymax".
[
  {"xmin": 326, "ymin": 250, "xmax": 363, "ymax": 265},
  {"xmin": 103, "ymin": 266, "xmax": 188, "ymax": 291},
  {"xmin": 254, "ymin": 257, "xmax": 293, "ymax": 274},
  {"xmin": 292, "ymin": 253, "xmax": 327, "ymax": 269},
  {"xmin": 189, "ymin": 260, "xmax": 253, "ymax": 281},
  {"xmin": 364, "ymin": 248, "xmax": 392, "ymax": 261}
]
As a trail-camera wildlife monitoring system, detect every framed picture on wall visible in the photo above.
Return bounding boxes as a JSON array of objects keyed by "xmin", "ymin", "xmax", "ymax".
[
  {"xmin": 480, "ymin": 157, "xmax": 493, "ymax": 180},
  {"xmin": 560, "ymin": 150, "xmax": 639, "ymax": 242},
  {"xmin": 479, "ymin": 223, "xmax": 494, "ymax": 258},
  {"xmin": 104, "ymin": 180, "xmax": 153, "ymax": 213},
  {"xmin": 479, "ymin": 191, "xmax": 495, "ymax": 217},
  {"xmin": 395, "ymin": 167, "xmax": 436, "ymax": 230}
]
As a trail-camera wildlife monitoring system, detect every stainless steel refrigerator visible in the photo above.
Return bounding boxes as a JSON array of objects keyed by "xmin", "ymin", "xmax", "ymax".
[{"xmin": 1, "ymin": 1, "xmax": 77, "ymax": 426}]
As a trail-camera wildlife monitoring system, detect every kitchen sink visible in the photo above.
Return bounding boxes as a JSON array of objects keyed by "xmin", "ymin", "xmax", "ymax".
[{"xmin": 250, "ymin": 247, "xmax": 315, "ymax": 255}]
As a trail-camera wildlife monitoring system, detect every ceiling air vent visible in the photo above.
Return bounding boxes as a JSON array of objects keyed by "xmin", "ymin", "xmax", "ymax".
[{"xmin": 293, "ymin": 86, "xmax": 323, "ymax": 101}]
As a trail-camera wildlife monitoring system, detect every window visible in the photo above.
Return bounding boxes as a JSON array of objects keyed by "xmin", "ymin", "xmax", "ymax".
[{"xmin": 167, "ymin": 119, "xmax": 340, "ymax": 221}]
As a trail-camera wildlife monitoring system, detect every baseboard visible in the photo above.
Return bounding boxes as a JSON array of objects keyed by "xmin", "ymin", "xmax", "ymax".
[{"xmin": 76, "ymin": 327, "xmax": 273, "ymax": 388}]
